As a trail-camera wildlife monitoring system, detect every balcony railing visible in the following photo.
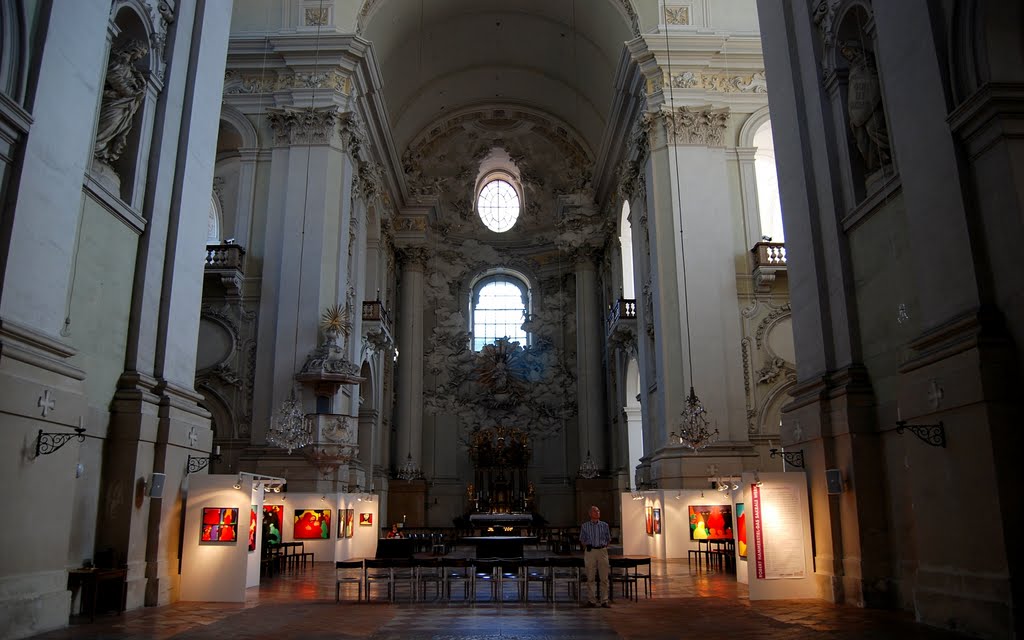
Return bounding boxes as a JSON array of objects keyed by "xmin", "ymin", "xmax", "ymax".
[
  {"xmin": 607, "ymin": 298, "xmax": 637, "ymax": 326},
  {"xmin": 362, "ymin": 300, "xmax": 392, "ymax": 331},
  {"xmin": 205, "ymin": 243, "xmax": 245, "ymax": 270},
  {"xmin": 752, "ymin": 242, "xmax": 787, "ymax": 268}
]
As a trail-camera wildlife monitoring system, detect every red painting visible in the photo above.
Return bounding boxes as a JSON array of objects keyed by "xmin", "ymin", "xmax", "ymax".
[
  {"xmin": 688, "ymin": 504, "xmax": 733, "ymax": 540},
  {"xmin": 200, "ymin": 507, "xmax": 238, "ymax": 543},
  {"xmin": 359, "ymin": 512, "xmax": 373, "ymax": 526},
  {"xmin": 338, "ymin": 508, "xmax": 355, "ymax": 538},
  {"xmin": 645, "ymin": 506, "xmax": 654, "ymax": 535},
  {"xmin": 736, "ymin": 503, "xmax": 747, "ymax": 558},
  {"xmin": 248, "ymin": 506, "xmax": 258, "ymax": 551},
  {"xmin": 294, "ymin": 509, "xmax": 331, "ymax": 539}
]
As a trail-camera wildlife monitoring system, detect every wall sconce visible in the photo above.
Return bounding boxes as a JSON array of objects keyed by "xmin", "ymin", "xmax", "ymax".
[
  {"xmin": 769, "ymin": 447, "xmax": 806, "ymax": 468},
  {"xmin": 186, "ymin": 446, "xmax": 221, "ymax": 474},
  {"xmin": 35, "ymin": 424, "xmax": 86, "ymax": 457},
  {"xmin": 895, "ymin": 418, "xmax": 946, "ymax": 447}
]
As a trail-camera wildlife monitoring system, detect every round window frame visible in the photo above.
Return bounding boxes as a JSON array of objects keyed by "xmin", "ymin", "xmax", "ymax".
[{"xmin": 476, "ymin": 174, "xmax": 522, "ymax": 233}]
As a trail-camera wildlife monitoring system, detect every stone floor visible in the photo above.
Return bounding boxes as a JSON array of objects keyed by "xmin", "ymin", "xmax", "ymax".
[{"xmin": 30, "ymin": 558, "xmax": 972, "ymax": 640}]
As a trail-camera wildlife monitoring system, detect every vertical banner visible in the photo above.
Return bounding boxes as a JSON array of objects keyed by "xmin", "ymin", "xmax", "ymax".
[{"xmin": 752, "ymin": 483, "xmax": 765, "ymax": 579}]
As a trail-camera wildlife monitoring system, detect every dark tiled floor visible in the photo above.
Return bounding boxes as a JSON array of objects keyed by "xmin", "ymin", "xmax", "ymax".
[{"xmin": 32, "ymin": 558, "xmax": 971, "ymax": 640}]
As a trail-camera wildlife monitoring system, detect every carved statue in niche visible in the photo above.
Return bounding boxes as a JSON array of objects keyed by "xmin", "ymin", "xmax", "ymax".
[
  {"xmin": 94, "ymin": 39, "xmax": 149, "ymax": 165},
  {"xmin": 839, "ymin": 40, "xmax": 891, "ymax": 173}
]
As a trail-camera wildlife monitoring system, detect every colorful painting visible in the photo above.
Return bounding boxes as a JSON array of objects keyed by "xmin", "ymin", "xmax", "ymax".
[
  {"xmin": 294, "ymin": 509, "xmax": 331, "ymax": 539},
  {"xmin": 248, "ymin": 506, "xmax": 257, "ymax": 551},
  {"xmin": 200, "ymin": 507, "xmax": 238, "ymax": 543},
  {"xmin": 736, "ymin": 503, "xmax": 747, "ymax": 559},
  {"xmin": 337, "ymin": 508, "xmax": 355, "ymax": 538},
  {"xmin": 688, "ymin": 504, "xmax": 734, "ymax": 540},
  {"xmin": 653, "ymin": 508, "xmax": 662, "ymax": 535},
  {"xmin": 359, "ymin": 512, "xmax": 373, "ymax": 526},
  {"xmin": 263, "ymin": 505, "xmax": 283, "ymax": 546},
  {"xmin": 645, "ymin": 506, "xmax": 654, "ymax": 535}
]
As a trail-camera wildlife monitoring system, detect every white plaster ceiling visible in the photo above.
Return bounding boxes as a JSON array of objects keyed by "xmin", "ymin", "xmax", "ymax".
[{"xmin": 360, "ymin": 0, "xmax": 638, "ymax": 157}]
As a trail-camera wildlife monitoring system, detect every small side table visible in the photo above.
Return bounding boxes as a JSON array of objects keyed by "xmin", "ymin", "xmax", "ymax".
[{"xmin": 67, "ymin": 568, "xmax": 127, "ymax": 621}]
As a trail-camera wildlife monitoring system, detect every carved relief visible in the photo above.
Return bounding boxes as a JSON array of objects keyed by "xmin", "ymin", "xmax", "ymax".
[
  {"xmin": 196, "ymin": 302, "xmax": 259, "ymax": 440},
  {"xmin": 305, "ymin": 7, "xmax": 329, "ymax": 26},
  {"xmin": 223, "ymin": 70, "xmax": 351, "ymax": 95},
  {"xmin": 661, "ymin": 106, "xmax": 730, "ymax": 147},
  {"xmin": 667, "ymin": 70, "xmax": 767, "ymax": 93},
  {"xmin": 755, "ymin": 303, "xmax": 791, "ymax": 349},
  {"xmin": 665, "ymin": 6, "xmax": 689, "ymax": 25},
  {"xmin": 266, "ymin": 106, "xmax": 339, "ymax": 146}
]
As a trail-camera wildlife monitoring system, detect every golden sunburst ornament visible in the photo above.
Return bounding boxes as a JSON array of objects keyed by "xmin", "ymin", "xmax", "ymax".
[{"xmin": 321, "ymin": 303, "xmax": 352, "ymax": 337}]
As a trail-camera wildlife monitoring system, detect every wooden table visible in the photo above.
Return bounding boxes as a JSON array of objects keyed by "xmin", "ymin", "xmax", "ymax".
[{"xmin": 67, "ymin": 568, "xmax": 127, "ymax": 621}]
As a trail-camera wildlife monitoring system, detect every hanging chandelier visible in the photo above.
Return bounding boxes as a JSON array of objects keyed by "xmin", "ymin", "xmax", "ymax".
[
  {"xmin": 396, "ymin": 451, "xmax": 422, "ymax": 481},
  {"xmin": 669, "ymin": 386, "xmax": 718, "ymax": 451},
  {"xmin": 266, "ymin": 388, "xmax": 312, "ymax": 454},
  {"xmin": 578, "ymin": 450, "xmax": 598, "ymax": 479}
]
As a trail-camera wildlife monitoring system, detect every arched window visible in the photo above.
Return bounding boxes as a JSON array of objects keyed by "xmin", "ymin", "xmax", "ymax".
[
  {"xmin": 619, "ymin": 201, "xmax": 635, "ymax": 299},
  {"xmin": 471, "ymin": 274, "xmax": 530, "ymax": 351},
  {"xmin": 753, "ymin": 121, "xmax": 785, "ymax": 243},
  {"xmin": 207, "ymin": 192, "xmax": 221, "ymax": 243}
]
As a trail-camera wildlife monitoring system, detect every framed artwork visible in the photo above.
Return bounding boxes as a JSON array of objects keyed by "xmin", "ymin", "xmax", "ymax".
[
  {"xmin": 294, "ymin": 509, "xmax": 331, "ymax": 539},
  {"xmin": 344, "ymin": 509, "xmax": 355, "ymax": 538},
  {"xmin": 653, "ymin": 508, "xmax": 662, "ymax": 534},
  {"xmin": 263, "ymin": 505, "xmax": 283, "ymax": 546},
  {"xmin": 337, "ymin": 508, "xmax": 356, "ymax": 538},
  {"xmin": 688, "ymin": 504, "xmax": 734, "ymax": 540},
  {"xmin": 736, "ymin": 503, "xmax": 747, "ymax": 559},
  {"xmin": 248, "ymin": 506, "xmax": 257, "ymax": 551},
  {"xmin": 645, "ymin": 506, "xmax": 654, "ymax": 535},
  {"xmin": 200, "ymin": 507, "xmax": 238, "ymax": 543},
  {"xmin": 359, "ymin": 512, "xmax": 373, "ymax": 526}
]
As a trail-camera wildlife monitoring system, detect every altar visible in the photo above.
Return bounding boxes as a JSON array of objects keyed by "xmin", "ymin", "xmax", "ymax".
[
  {"xmin": 469, "ymin": 512, "xmax": 533, "ymax": 536},
  {"xmin": 461, "ymin": 535, "xmax": 538, "ymax": 558}
]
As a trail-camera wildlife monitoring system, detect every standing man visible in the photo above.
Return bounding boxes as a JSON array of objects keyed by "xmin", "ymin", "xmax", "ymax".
[{"xmin": 580, "ymin": 505, "xmax": 611, "ymax": 607}]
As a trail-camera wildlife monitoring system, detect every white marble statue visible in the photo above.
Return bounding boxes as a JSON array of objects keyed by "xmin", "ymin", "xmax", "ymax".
[{"xmin": 94, "ymin": 39, "xmax": 148, "ymax": 164}]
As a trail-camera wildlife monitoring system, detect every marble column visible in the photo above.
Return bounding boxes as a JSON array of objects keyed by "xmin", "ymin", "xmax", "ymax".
[
  {"xmin": 574, "ymin": 252, "xmax": 606, "ymax": 470},
  {"xmin": 394, "ymin": 249, "xmax": 428, "ymax": 471}
]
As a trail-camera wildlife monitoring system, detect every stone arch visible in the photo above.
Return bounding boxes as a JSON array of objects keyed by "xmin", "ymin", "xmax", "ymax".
[{"xmin": 0, "ymin": 0, "xmax": 28, "ymax": 102}]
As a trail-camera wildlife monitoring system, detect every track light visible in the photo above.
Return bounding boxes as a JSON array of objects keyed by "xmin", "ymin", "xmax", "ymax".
[
  {"xmin": 233, "ymin": 474, "xmax": 243, "ymax": 490},
  {"xmin": 754, "ymin": 470, "xmax": 763, "ymax": 487},
  {"xmin": 732, "ymin": 482, "xmax": 739, "ymax": 491}
]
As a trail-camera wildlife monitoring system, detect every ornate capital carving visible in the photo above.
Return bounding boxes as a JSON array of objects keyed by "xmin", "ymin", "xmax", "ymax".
[
  {"xmin": 661, "ymin": 105, "xmax": 730, "ymax": 147},
  {"xmin": 266, "ymin": 106, "xmax": 339, "ymax": 146},
  {"xmin": 397, "ymin": 246, "xmax": 431, "ymax": 270}
]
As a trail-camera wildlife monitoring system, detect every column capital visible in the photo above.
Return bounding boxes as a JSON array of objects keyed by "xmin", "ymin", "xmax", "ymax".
[
  {"xmin": 266, "ymin": 106, "xmax": 341, "ymax": 146},
  {"xmin": 397, "ymin": 246, "xmax": 431, "ymax": 270},
  {"xmin": 659, "ymin": 105, "xmax": 730, "ymax": 147}
]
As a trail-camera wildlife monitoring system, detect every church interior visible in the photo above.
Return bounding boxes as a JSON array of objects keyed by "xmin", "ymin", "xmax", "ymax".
[{"xmin": 0, "ymin": 1, "xmax": 1021, "ymax": 638}]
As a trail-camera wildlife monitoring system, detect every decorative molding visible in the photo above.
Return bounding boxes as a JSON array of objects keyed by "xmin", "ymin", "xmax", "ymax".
[
  {"xmin": 667, "ymin": 70, "xmax": 767, "ymax": 93},
  {"xmin": 304, "ymin": 7, "xmax": 329, "ymax": 27},
  {"xmin": 665, "ymin": 6, "xmax": 690, "ymax": 25},
  {"xmin": 223, "ymin": 69, "xmax": 351, "ymax": 95},
  {"xmin": 754, "ymin": 303, "xmax": 791, "ymax": 349},
  {"xmin": 660, "ymin": 105, "xmax": 730, "ymax": 147},
  {"xmin": 266, "ymin": 106, "xmax": 339, "ymax": 146}
]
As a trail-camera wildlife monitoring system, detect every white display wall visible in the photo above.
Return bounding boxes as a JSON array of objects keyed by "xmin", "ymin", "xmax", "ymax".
[
  {"xmin": 621, "ymin": 489, "xmax": 739, "ymax": 560},
  {"xmin": 261, "ymin": 492, "xmax": 379, "ymax": 562},
  {"xmin": 181, "ymin": 475, "xmax": 259, "ymax": 602},
  {"xmin": 740, "ymin": 471, "xmax": 816, "ymax": 600}
]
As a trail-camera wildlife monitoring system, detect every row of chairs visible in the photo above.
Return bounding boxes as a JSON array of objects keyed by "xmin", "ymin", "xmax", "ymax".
[
  {"xmin": 335, "ymin": 557, "xmax": 651, "ymax": 603},
  {"xmin": 687, "ymin": 539, "xmax": 736, "ymax": 573}
]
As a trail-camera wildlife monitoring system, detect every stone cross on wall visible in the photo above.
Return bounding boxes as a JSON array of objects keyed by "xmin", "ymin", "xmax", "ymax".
[{"xmin": 37, "ymin": 389, "xmax": 55, "ymax": 417}]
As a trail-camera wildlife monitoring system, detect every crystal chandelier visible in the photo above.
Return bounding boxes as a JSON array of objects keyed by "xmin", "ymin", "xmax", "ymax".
[
  {"xmin": 266, "ymin": 388, "xmax": 312, "ymax": 454},
  {"xmin": 669, "ymin": 386, "xmax": 719, "ymax": 451},
  {"xmin": 396, "ymin": 451, "xmax": 422, "ymax": 481},
  {"xmin": 578, "ymin": 450, "xmax": 598, "ymax": 479}
]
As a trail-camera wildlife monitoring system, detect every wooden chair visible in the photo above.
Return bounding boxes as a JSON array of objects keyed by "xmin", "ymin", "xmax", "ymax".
[
  {"xmin": 364, "ymin": 558, "xmax": 394, "ymax": 602},
  {"xmin": 610, "ymin": 557, "xmax": 638, "ymax": 602},
  {"xmin": 443, "ymin": 558, "xmax": 473, "ymax": 601},
  {"xmin": 413, "ymin": 557, "xmax": 444, "ymax": 601},
  {"xmin": 335, "ymin": 560, "xmax": 363, "ymax": 602}
]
